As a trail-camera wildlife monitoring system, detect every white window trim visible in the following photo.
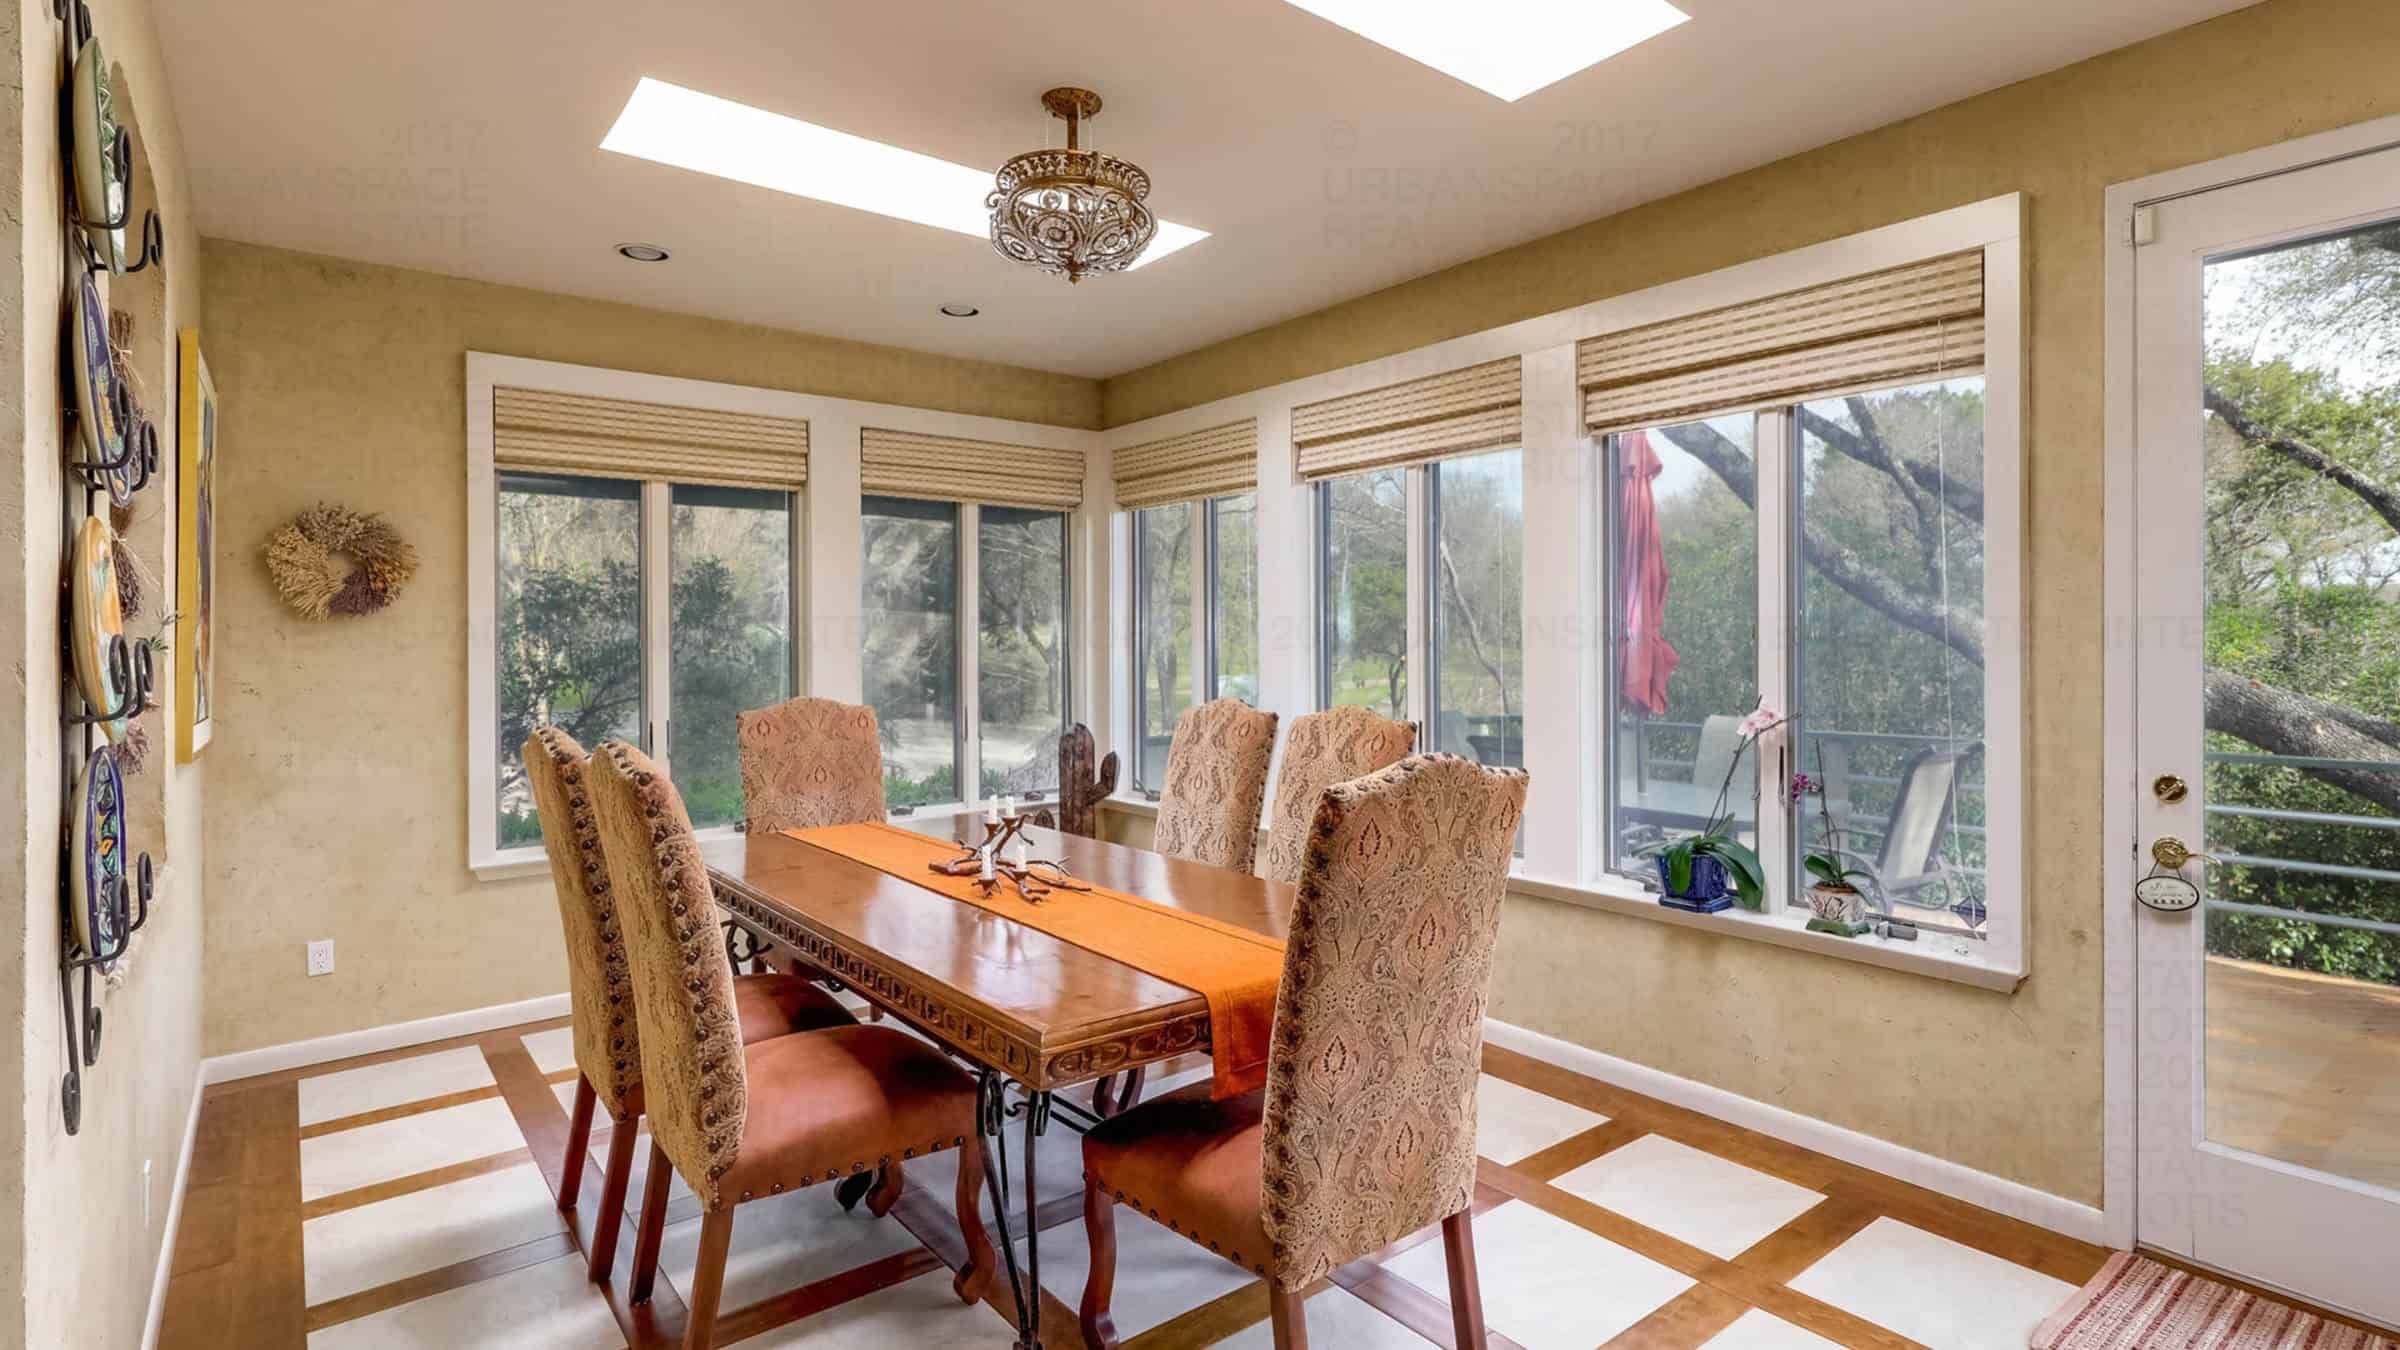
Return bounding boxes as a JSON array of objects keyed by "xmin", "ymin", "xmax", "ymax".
[
  {"xmin": 467, "ymin": 353, "xmax": 1099, "ymax": 880},
  {"xmin": 1094, "ymin": 194, "xmax": 2029, "ymax": 990}
]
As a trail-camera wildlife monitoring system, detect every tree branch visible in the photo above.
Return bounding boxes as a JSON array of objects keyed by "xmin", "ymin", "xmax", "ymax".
[
  {"xmin": 1658, "ymin": 420, "xmax": 1987, "ymax": 667},
  {"xmin": 1798, "ymin": 404, "xmax": 1985, "ymax": 523},
  {"xmin": 2204, "ymin": 384, "xmax": 2400, "ymax": 535},
  {"xmin": 2203, "ymin": 669, "xmax": 2400, "ymax": 813}
]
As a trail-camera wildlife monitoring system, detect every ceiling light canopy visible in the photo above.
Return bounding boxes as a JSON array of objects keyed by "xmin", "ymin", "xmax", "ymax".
[
  {"xmin": 600, "ymin": 79, "xmax": 1204, "ymax": 270},
  {"xmin": 1280, "ymin": 0, "xmax": 1689, "ymax": 101}
]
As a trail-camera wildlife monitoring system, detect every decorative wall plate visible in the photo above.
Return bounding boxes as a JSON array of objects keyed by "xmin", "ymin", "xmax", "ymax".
[
  {"xmin": 71, "ymin": 271, "xmax": 129, "ymax": 504},
  {"xmin": 71, "ymin": 514, "xmax": 130, "ymax": 743},
  {"xmin": 70, "ymin": 745, "xmax": 127, "ymax": 971},
  {"xmin": 70, "ymin": 36, "xmax": 127, "ymax": 271}
]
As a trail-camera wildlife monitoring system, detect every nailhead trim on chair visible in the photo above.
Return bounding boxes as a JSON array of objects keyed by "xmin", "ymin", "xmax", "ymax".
[
  {"xmin": 700, "ymin": 1135, "xmax": 971, "ymax": 1213},
  {"xmin": 1086, "ymin": 1175, "xmax": 1272, "ymax": 1277}
]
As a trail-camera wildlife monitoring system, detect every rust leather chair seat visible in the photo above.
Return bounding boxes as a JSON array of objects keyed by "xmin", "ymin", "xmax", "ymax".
[
  {"xmin": 1082, "ymin": 1082, "xmax": 1274, "ymax": 1276},
  {"xmin": 611, "ymin": 974, "xmax": 856, "ymax": 1119},
  {"xmin": 714, "ymin": 1025, "xmax": 982, "ymax": 1201}
]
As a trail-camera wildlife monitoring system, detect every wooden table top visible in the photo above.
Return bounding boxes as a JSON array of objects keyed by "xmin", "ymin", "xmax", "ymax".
[{"xmin": 708, "ymin": 814, "xmax": 1295, "ymax": 1091}]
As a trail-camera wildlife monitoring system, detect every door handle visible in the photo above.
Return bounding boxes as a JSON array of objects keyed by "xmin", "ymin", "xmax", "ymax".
[{"xmin": 2150, "ymin": 836, "xmax": 2215, "ymax": 870}]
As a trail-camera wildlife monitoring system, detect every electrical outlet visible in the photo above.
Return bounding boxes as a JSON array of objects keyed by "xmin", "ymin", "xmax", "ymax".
[{"xmin": 307, "ymin": 940, "xmax": 335, "ymax": 977}]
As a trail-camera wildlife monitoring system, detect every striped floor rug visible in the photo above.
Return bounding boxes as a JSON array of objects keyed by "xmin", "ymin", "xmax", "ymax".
[{"xmin": 2033, "ymin": 1254, "xmax": 2396, "ymax": 1350}]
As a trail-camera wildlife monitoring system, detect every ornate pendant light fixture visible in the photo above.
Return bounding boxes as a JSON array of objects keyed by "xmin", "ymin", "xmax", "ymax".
[{"xmin": 987, "ymin": 87, "xmax": 1157, "ymax": 284}]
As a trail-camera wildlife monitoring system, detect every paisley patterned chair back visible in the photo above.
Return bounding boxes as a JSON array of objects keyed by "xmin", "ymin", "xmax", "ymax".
[
  {"xmin": 588, "ymin": 740, "xmax": 751, "ymax": 1202},
  {"xmin": 1151, "ymin": 697, "xmax": 1279, "ymax": 871},
  {"xmin": 1258, "ymin": 753, "xmax": 1528, "ymax": 1287},
  {"xmin": 737, "ymin": 696, "xmax": 887, "ymax": 835},
  {"xmin": 521, "ymin": 727, "xmax": 641, "ymax": 1118},
  {"xmin": 1255, "ymin": 705, "xmax": 1417, "ymax": 885}
]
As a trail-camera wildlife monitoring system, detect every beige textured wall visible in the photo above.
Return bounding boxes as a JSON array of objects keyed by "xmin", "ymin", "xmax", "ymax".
[
  {"xmin": 1100, "ymin": 0, "xmax": 2400, "ymax": 1205},
  {"xmin": 4, "ymin": 0, "xmax": 208, "ymax": 1347},
  {"xmin": 197, "ymin": 241, "xmax": 1101, "ymax": 1056}
]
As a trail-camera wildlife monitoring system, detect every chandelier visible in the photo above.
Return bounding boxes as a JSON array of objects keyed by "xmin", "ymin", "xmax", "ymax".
[{"xmin": 987, "ymin": 87, "xmax": 1157, "ymax": 284}]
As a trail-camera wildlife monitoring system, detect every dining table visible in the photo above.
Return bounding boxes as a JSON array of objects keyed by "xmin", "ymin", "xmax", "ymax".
[{"xmin": 707, "ymin": 811, "xmax": 1296, "ymax": 1350}]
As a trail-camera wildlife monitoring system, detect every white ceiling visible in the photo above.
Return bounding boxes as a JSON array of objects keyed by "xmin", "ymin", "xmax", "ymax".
[{"xmin": 157, "ymin": 0, "xmax": 2255, "ymax": 380}]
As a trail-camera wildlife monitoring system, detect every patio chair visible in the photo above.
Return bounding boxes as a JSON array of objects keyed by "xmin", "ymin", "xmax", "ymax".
[{"xmin": 1820, "ymin": 742, "xmax": 1983, "ymax": 920}]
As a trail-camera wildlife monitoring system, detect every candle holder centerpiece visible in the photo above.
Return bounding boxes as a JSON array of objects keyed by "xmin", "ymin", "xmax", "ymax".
[{"xmin": 929, "ymin": 797, "xmax": 1093, "ymax": 904}]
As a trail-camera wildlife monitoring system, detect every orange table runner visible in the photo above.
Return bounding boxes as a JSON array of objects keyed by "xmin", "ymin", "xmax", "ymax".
[{"xmin": 785, "ymin": 821, "xmax": 1285, "ymax": 1099}]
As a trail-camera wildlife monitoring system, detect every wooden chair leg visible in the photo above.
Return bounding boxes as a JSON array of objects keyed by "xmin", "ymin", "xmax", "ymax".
[
  {"xmin": 865, "ymin": 1160, "xmax": 906, "ymax": 1217},
  {"xmin": 681, "ymin": 1207, "xmax": 736, "ymax": 1350},
  {"xmin": 629, "ymin": 1139, "xmax": 675, "ymax": 1303},
  {"xmin": 952, "ymin": 1134, "xmax": 997, "ymax": 1303},
  {"xmin": 1078, "ymin": 1183, "xmax": 1121, "ymax": 1349},
  {"xmin": 1441, "ymin": 1208, "xmax": 1488, "ymax": 1349},
  {"xmin": 1267, "ymin": 1281, "xmax": 1309, "ymax": 1350},
  {"xmin": 586, "ymin": 1117, "xmax": 639, "ymax": 1282},
  {"xmin": 557, "ymin": 1076, "xmax": 596, "ymax": 1212}
]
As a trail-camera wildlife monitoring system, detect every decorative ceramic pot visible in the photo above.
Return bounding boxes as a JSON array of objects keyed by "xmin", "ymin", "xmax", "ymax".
[
  {"xmin": 1805, "ymin": 882, "xmax": 1869, "ymax": 937},
  {"xmin": 1657, "ymin": 853, "xmax": 1734, "ymax": 914}
]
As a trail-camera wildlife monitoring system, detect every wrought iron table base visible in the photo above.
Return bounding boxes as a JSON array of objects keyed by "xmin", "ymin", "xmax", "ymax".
[{"xmin": 978, "ymin": 1071, "xmax": 1055, "ymax": 1349}]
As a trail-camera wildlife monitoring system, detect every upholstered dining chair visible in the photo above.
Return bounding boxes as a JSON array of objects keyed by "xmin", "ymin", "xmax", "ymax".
[
  {"xmin": 521, "ymin": 728, "xmax": 859, "ymax": 1284},
  {"xmin": 1151, "ymin": 697, "xmax": 1279, "ymax": 872},
  {"xmin": 1078, "ymin": 754, "xmax": 1528, "ymax": 1350},
  {"xmin": 586, "ymin": 739, "xmax": 995, "ymax": 1349},
  {"xmin": 1254, "ymin": 704, "xmax": 1417, "ymax": 886},
  {"xmin": 735, "ymin": 695, "xmax": 888, "ymax": 834}
]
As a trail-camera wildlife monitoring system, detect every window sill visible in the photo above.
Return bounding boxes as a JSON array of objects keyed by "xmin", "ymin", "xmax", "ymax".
[
  {"xmin": 1504, "ymin": 868, "xmax": 2026, "ymax": 992},
  {"xmin": 472, "ymin": 824, "xmax": 752, "ymax": 883},
  {"xmin": 1100, "ymin": 794, "xmax": 1159, "ymax": 820}
]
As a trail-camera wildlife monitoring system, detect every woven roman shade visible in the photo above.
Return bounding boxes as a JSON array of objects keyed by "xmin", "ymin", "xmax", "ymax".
[
  {"xmin": 1579, "ymin": 250, "xmax": 1986, "ymax": 433},
  {"xmin": 1113, "ymin": 419, "xmax": 1259, "ymax": 510},
  {"xmin": 859, "ymin": 427, "xmax": 1085, "ymax": 510},
  {"xmin": 1292, "ymin": 357, "xmax": 1522, "ymax": 480},
  {"xmin": 492, "ymin": 387, "xmax": 808, "ymax": 488}
]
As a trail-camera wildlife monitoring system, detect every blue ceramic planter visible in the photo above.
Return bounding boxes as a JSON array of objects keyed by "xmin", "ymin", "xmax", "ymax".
[{"xmin": 1657, "ymin": 853, "xmax": 1735, "ymax": 914}]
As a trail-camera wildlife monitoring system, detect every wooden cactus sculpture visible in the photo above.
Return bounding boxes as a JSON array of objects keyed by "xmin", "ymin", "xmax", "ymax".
[{"xmin": 1056, "ymin": 722, "xmax": 1119, "ymax": 838}]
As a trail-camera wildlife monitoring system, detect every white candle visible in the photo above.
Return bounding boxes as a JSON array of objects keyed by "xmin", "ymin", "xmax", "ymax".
[
  {"xmin": 983, "ymin": 797, "xmax": 1001, "ymax": 825},
  {"xmin": 1006, "ymin": 824, "xmax": 1029, "ymax": 870},
  {"xmin": 977, "ymin": 843, "xmax": 996, "ymax": 882}
]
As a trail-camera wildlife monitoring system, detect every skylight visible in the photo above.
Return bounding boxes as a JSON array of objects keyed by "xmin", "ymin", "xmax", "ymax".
[
  {"xmin": 1279, "ymin": 0, "xmax": 1690, "ymax": 102},
  {"xmin": 600, "ymin": 79, "xmax": 1207, "ymax": 269}
]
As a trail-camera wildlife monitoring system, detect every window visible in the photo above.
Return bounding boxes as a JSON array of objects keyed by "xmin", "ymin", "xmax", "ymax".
[
  {"xmin": 1428, "ymin": 449, "xmax": 1524, "ymax": 769},
  {"xmin": 861, "ymin": 495, "xmax": 1074, "ymax": 810},
  {"xmin": 1318, "ymin": 468, "xmax": 1410, "ymax": 717},
  {"xmin": 978, "ymin": 505, "xmax": 1070, "ymax": 797},
  {"xmin": 861, "ymin": 496, "xmax": 961, "ymax": 808},
  {"xmin": 491, "ymin": 472, "xmax": 796, "ymax": 849},
  {"xmin": 1605, "ymin": 417, "xmax": 1759, "ymax": 880},
  {"xmin": 1130, "ymin": 493, "xmax": 1256, "ymax": 792},
  {"xmin": 670, "ymin": 485, "xmax": 795, "ymax": 828},
  {"xmin": 495, "ymin": 473, "xmax": 643, "ymax": 848},
  {"xmin": 1794, "ymin": 379, "xmax": 1986, "ymax": 930},
  {"xmin": 1597, "ymin": 381, "xmax": 1990, "ymax": 934}
]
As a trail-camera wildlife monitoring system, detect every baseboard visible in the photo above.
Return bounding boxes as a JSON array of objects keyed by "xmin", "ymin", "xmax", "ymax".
[
  {"xmin": 1482, "ymin": 1017, "xmax": 2113, "ymax": 1246},
  {"xmin": 202, "ymin": 992, "xmax": 572, "ymax": 1086},
  {"xmin": 140, "ymin": 1064, "xmax": 208, "ymax": 1350}
]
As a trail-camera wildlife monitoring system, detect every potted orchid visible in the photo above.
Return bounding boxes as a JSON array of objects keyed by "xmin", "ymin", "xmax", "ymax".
[
  {"xmin": 1650, "ymin": 701, "xmax": 1789, "ymax": 914},
  {"xmin": 1795, "ymin": 748, "xmax": 1871, "ymax": 937}
]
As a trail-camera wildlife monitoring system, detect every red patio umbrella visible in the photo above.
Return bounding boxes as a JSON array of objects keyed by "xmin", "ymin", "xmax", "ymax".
[{"xmin": 1619, "ymin": 430, "xmax": 1678, "ymax": 717}]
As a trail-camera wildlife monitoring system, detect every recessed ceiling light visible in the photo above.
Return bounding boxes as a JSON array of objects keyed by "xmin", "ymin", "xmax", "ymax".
[
  {"xmin": 601, "ymin": 79, "xmax": 1207, "ymax": 268},
  {"xmin": 939, "ymin": 303, "xmax": 980, "ymax": 318},
  {"xmin": 616, "ymin": 242, "xmax": 670, "ymax": 262},
  {"xmin": 1279, "ymin": 0, "xmax": 1690, "ymax": 102}
]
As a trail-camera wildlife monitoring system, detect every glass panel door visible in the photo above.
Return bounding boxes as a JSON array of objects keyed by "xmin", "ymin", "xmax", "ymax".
[{"xmin": 2134, "ymin": 146, "xmax": 2400, "ymax": 1327}]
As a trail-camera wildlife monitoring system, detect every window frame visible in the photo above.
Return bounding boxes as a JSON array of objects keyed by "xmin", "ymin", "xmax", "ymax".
[
  {"xmin": 468, "ymin": 353, "xmax": 1098, "ymax": 881},
  {"xmin": 482, "ymin": 470, "xmax": 803, "ymax": 870},
  {"xmin": 1102, "ymin": 195, "xmax": 2027, "ymax": 990},
  {"xmin": 1127, "ymin": 492, "xmax": 1254, "ymax": 796}
]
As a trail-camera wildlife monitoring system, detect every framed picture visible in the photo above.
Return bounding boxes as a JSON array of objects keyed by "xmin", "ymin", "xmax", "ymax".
[{"xmin": 176, "ymin": 329, "xmax": 216, "ymax": 761}]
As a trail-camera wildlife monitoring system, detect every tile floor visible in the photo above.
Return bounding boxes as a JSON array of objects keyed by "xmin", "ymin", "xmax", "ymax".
[{"xmin": 160, "ymin": 1012, "xmax": 2122, "ymax": 1349}]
